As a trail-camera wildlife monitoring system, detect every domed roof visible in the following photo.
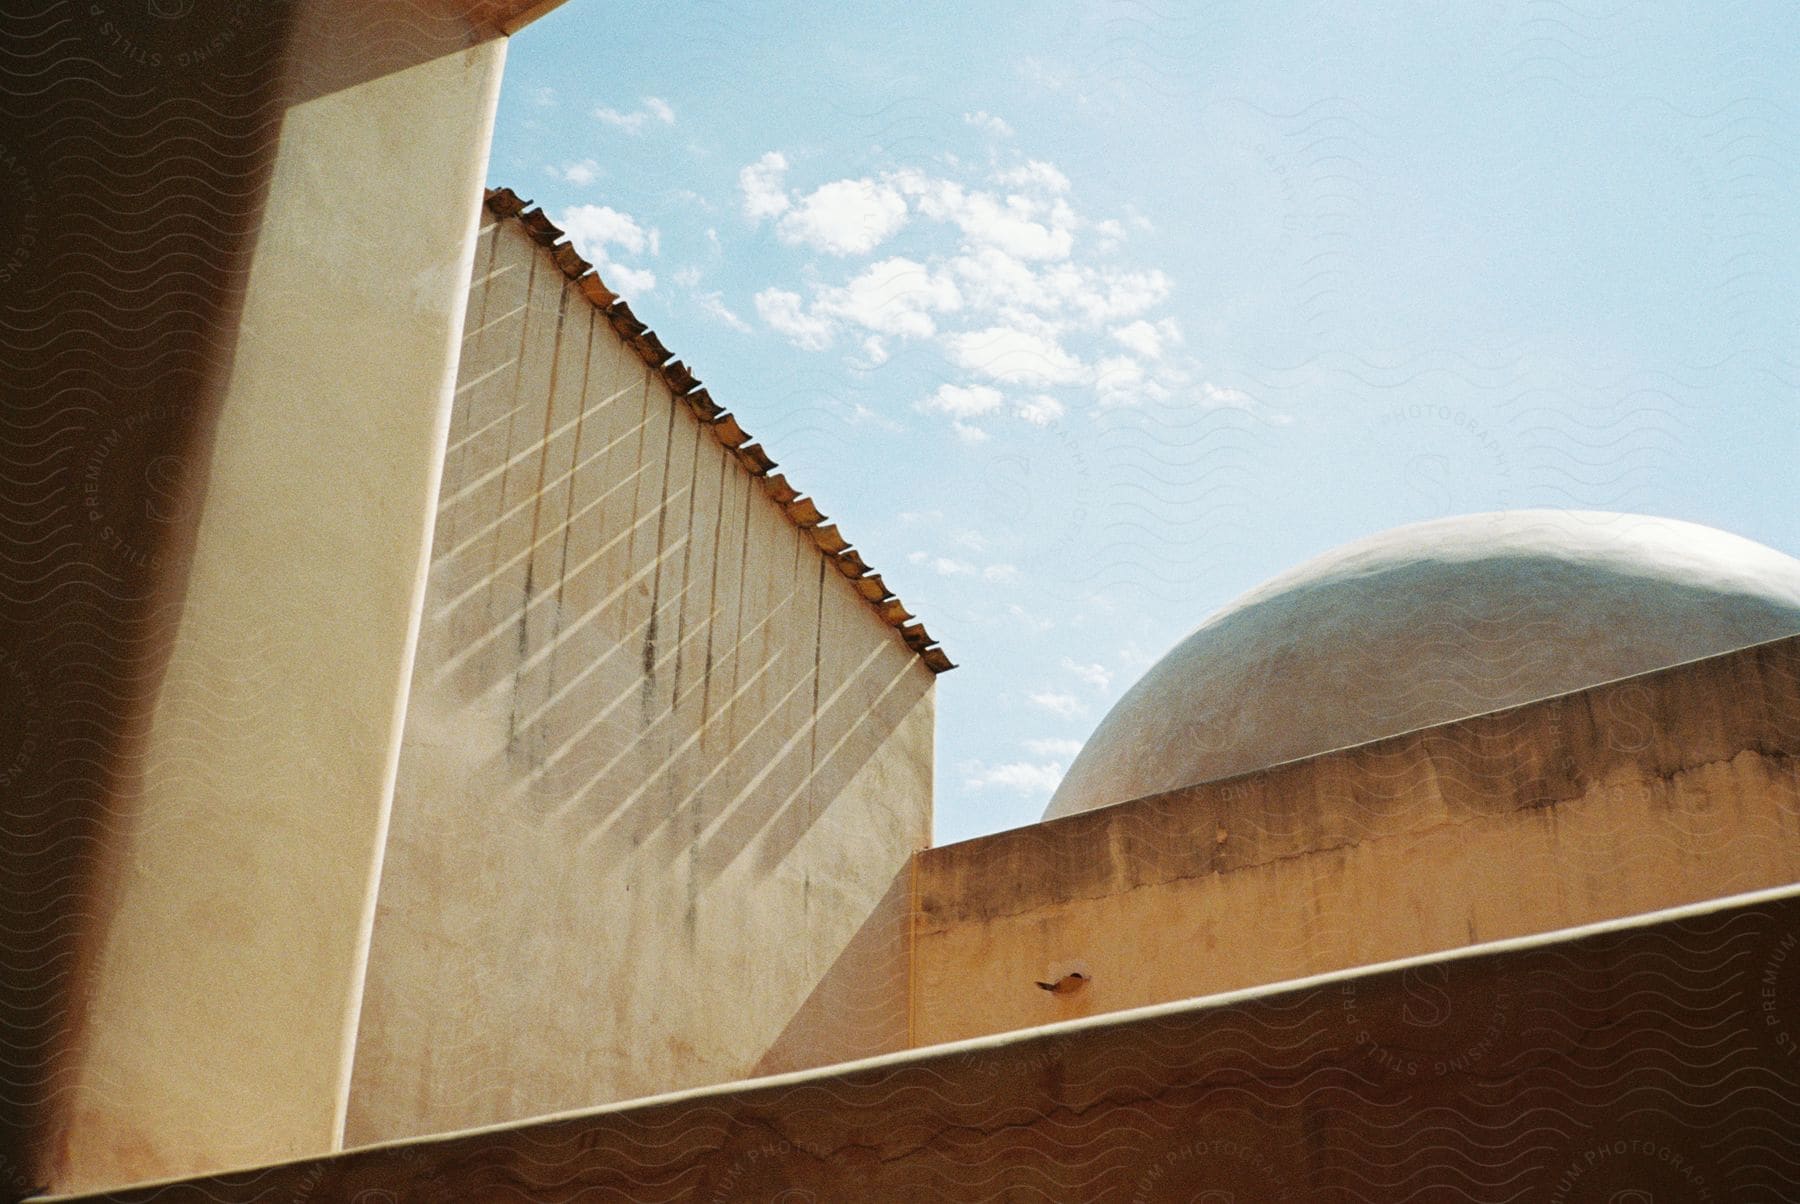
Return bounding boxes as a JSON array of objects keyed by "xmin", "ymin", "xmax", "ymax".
[{"xmin": 1044, "ymin": 511, "xmax": 1800, "ymax": 819}]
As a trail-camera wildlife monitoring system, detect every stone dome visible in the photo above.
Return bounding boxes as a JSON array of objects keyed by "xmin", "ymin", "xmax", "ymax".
[{"xmin": 1044, "ymin": 510, "xmax": 1800, "ymax": 819}]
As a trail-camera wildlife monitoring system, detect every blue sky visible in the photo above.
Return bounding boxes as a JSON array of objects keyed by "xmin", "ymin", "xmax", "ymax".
[{"xmin": 489, "ymin": 1, "xmax": 1799, "ymax": 844}]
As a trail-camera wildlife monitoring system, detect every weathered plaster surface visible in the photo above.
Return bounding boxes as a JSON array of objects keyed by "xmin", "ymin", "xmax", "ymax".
[
  {"xmin": 59, "ymin": 890, "xmax": 1800, "ymax": 1201},
  {"xmin": 919, "ymin": 633, "xmax": 1800, "ymax": 1044},
  {"xmin": 344, "ymin": 215, "xmax": 933, "ymax": 1146},
  {"xmin": 43, "ymin": 3, "xmax": 508, "ymax": 1192}
]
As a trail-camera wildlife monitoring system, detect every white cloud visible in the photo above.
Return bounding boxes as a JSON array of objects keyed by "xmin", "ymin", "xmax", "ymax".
[
  {"xmin": 550, "ymin": 159, "xmax": 601, "ymax": 186},
  {"xmin": 983, "ymin": 563, "xmax": 1020, "ymax": 583},
  {"xmin": 858, "ymin": 336, "xmax": 890, "ymax": 367},
  {"xmin": 964, "ymin": 760, "xmax": 1065, "ymax": 795},
  {"xmin": 946, "ymin": 247, "xmax": 1083, "ymax": 319},
  {"xmin": 964, "ymin": 110, "xmax": 1014, "ymax": 137},
  {"xmin": 672, "ymin": 266, "xmax": 702, "ymax": 288},
  {"xmin": 995, "ymin": 160, "xmax": 1071, "ymax": 194},
  {"xmin": 1007, "ymin": 603, "xmax": 1054, "ymax": 633},
  {"xmin": 915, "ymin": 384, "xmax": 996, "ymax": 444},
  {"xmin": 557, "ymin": 204, "xmax": 658, "ymax": 295},
  {"xmin": 919, "ymin": 383, "xmax": 1003, "ymax": 419},
  {"xmin": 779, "ymin": 177, "xmax": 908, "ymax": 256},
  {"xmin": 532, "ymin": 86, "xmax": 556, "ymax": 108},
  {"xmin": 595, "ymin": 96, "xmax": 677, "ymax": 134},
  {"xmin": 941, "ymin": 244, "xmax": 1169, "ymax": 339},
  {"xmin": 740, "ymin": 151, "xmax": 791, "ymax": 220},
  {"xmin": 1013, "ymin": 394, "xmax": 1065, "ymax": 426},
  {"xmin": 1092, "ymin": 354, "xmax": 1154, "ymax": 406},
  {"xmin": 604, "ymin": 262, "xmax": 656, "ymax": 294},
  {"xmin": 1074, "ymin": 268, "xmax": 1171, "ymax": 323},
  {"xmin": 754, "ymin": 288, "xmax": 835, "ymax": 350},
  {"xmin": 847, "ymin": 402, "xmax": 903, "ymax": 433},
  {"xmin": 1111, "ymin": 317, "xmax": 1181, "ymax": 360},
  {"xmin": 1028, "ymin": 690, "xmax": 1084, "ymax": 719},
  {"xmin": 1198, "ymin": 381, "xmax": 1255, "ymax": 408},
  {"xmin": 896, "ymin": 172, "xmax": 1075, "ymax": 260},
  {"xmin": 951, "ymin": 528, "xmax": 988, "ymax": 551},
  {"xmin": 695, "ymin": 291, "xmax": 750, "ymax": 332},
  {"xmin": 907, "ymin": 550, "xmax": 979, "ymax": 575},
  {"xmin": 558, "ymin": 204, "xmax": 655, "ymax": 257},
  {"xmin": 1024, "ymin": 737, "xmax": 1083, "ymax": 759},
  {"xmin": 946, "ymin": 325, "xmax": 1085, "ymax": 386},
  {"xmin": 1191, "ymin": 381, "xmax": 1288, "ymax": 423},
  {"xmin": 1061, "ymin": 657, "xmax": 1112, "ymax": 691},
  {"xmin": 740, "ymin": 157, "xmax": 1196, "ymax": 420},
  {"xmin": 816, "ymin": 257, "xmax": 960, "ymax": 338},
  {"xmin": 1094, "ymin": 352, "xmax": 1196, "ymax": 408},
  {"xmin": 759, "ymin": 258, "xmax": 961, "ymax": 351}
]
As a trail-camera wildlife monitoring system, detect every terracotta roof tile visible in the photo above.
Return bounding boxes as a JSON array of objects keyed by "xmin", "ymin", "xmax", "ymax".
[
  {"xmin": 875, "ymin": 598, "xmax": 913, "ymax": 626},
  {"xmin": 760, "ymin": 473, "xmax": 798, "ymax": 506},
  {"xmin": 663, "ymin": 360, "xmax": 700, "ymax": 395},
  {"xmin": 486, "ymin": 189, "xmax": 527, "ymax": 219},
  {"xmin": 783, "ymin": 496, "xmax": 825, "ymax": 528},
  {"xmin": 627, "ymin": 328, "xmax": 670, "ymax": 365},
  {"xmin": 550, "ymin": 241, "xmax": 590, "ymax": 278},
  {"xmin": 810, "ymin": 524, "xmax": 850, "ymax": 556},
  {"xmin": 576, "ymin": 275, "xmax": 618, "ymax": 309},
  {"xmin": 732, "ymin": 443, "xmax": 776, "ymax": 477},
  {"xmin": 712, "ymin": 413, "xmax": 749, "ymax": 448},
  {"xmin": 685, "ymin": 389, "xmax": 723, "ymax": 421},
  {"xmin": 606, "ymin": 302, "xmax": 646, "ymax": 341},
  {"xmin": 519, "ymin": 207, "xmax": 561, "ymax": 245}
]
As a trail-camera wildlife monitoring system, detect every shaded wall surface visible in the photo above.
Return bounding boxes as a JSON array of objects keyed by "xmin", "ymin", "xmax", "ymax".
[
  {"xmin": 0, "ymin": 6, "xmax": 295, "ymax": 1188},
  {"xmin": 0, "ymin": 0, "xmax": 551, "ymax": 1191},
  {"xmin": 64, "ymin": 890, "xmax": 1800, "ymax": 1201},
  {"xmin": 345, "ymin": 206, "xmax": 935, "ymax": 1145},
  {"xmin": 915, "ymin": 634, "xmax": 1800, "ymax": 1044}
]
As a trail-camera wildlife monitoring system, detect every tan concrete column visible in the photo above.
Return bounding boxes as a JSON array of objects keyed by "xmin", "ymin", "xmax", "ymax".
[{"xmin": 47, "ymin": 3, "xmax": 507, "ymax": 1191}]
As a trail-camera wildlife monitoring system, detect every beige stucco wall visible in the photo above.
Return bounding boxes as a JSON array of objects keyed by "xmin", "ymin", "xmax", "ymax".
[
  {"xmin": 344, "ymin": 212, "xmax": 934, "ymax": 1144},
  {"xmin": 913, "ymin": 634, "xmax": 1800, "ymax": 1045},
  {"xmin": 48, "ymin": 5, "xmax": 508, "ymax": 1192}
]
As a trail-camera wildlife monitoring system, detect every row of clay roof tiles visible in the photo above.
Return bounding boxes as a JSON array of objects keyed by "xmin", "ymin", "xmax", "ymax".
[{"xmin": 485, "ymin": 188, "xmax": 954, "ymax": 674}]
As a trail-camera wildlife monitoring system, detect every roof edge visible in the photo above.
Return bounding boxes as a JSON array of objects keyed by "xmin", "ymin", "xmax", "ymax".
[
  {"xmin": 498, "ymin": 0, "xmax": 572, "ymax": 34},
  {"xmin": 482, "ymin": 187, "xmax": 954, "ymax": 673},
  {"xmin": 46, "ymin": 878, "xmax": 1800, "ymax": 1202}
]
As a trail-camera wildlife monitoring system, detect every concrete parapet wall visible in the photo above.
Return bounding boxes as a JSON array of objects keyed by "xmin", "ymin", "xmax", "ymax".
[
  {"xmin": 64, "ymin": 889, "xmax": 1800, "ymax": 1201},
  {"xmin": 914, "ymin": 635, "xmax": 1800, "ymax": 1044}
]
